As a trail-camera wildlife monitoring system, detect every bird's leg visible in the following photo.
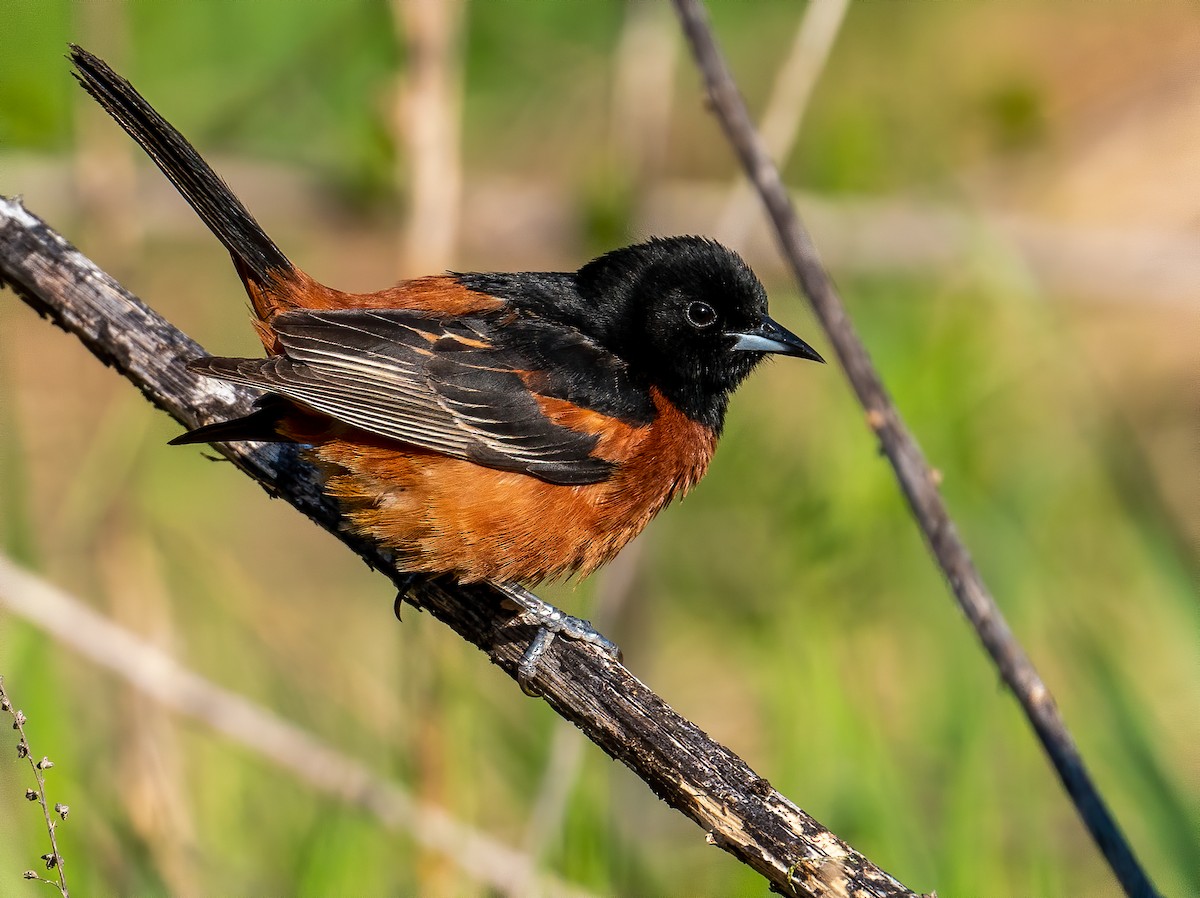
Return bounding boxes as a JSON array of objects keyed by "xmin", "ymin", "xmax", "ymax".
[{"xmin": 493, "ymin": 581, "xmax": 622, "ymax": 694}]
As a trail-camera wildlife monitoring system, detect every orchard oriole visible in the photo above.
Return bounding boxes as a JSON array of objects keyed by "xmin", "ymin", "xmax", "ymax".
[{"xmin": 70, "ymin": 46, "xmax": 823, "ymax": 680}]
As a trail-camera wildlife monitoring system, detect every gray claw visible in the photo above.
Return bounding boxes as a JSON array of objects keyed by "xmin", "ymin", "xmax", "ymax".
[{"xmin": 495, "ymin": 581, "xmax": 622, "ymax": 693}]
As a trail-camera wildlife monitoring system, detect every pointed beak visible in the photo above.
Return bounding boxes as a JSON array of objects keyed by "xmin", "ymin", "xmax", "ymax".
[{"xmin": 729, "ymin": 315, "xmax": 825, "ymax": 363}]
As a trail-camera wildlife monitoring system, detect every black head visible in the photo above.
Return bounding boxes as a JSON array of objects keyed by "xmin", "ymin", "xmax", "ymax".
[{"xmin": 568, "ymin": 236, "xmax": 823, "ymax": 430}]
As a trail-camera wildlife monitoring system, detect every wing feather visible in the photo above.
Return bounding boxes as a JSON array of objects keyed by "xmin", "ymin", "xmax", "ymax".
[{"xmin": 190, "ymin": 308, "xmax": 640, "ymax": 484}]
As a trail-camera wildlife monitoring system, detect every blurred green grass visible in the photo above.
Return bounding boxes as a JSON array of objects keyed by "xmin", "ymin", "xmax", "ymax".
[{"xmin": 2, "ymin": 1, "xmax": 1198, "ymax": 896}]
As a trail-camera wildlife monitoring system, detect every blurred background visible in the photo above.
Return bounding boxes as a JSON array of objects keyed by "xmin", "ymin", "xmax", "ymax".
[{"xmin": 1, "ymin": 1, "xmax": 1197, "ymax": 895}]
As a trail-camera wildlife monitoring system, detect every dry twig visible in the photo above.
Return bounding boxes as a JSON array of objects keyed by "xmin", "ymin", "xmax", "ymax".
[
  {"xmin": 0, "ymin": 677, "xmax": 70, "ymax": 897},
  {"xmin": 670, "ymin": 2, "xmax": 1161, "ymax": 897},
  {"xmin": 714, "ymin": 0, "xmax": 850, "ymax": 244},
  {"xmin": 0, "ymin": 554, "xmax": 593, "ymax": 898},
  {"xmin": 0, "ymin": 192, "xmax": 917, "ymax": 896},
  {"xmin": 609, "ymin": 0, "xmax": 680, "ymax": 180},
  {"xmin": 391, "ymin": 0, "xmax": 466, "ymax": 276}
]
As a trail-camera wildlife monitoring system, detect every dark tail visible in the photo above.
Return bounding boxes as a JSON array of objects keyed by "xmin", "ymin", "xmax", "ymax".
[
  {"xmin": 69, "ymin": 45, "xmax": 293, "ymax": 291},
  {"xmin": 167, "ymin": 394, "xmax": 294, "ymax": 445}
]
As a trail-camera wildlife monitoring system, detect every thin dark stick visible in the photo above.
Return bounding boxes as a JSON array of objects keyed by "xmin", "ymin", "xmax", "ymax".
[
  {"xmin": 0, "ymin": 677, "xmax": 70, "ymax": 897},
  {"xmin": 0, "ymin": 195, "xmax": 921, "ymax": 897},
  {"xmin": 669, "ymin": 3, "xmax": 1160, "ymax": 897}
]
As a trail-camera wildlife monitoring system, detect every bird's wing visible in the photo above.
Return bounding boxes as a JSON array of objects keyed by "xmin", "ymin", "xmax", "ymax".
[{"xmin": 190, "ymin": 308, "xmax": 653, "ymax": 485}]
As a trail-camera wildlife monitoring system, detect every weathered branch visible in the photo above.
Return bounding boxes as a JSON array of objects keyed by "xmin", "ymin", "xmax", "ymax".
[
  {"xmin": 0, "ymin": 195, "xmax": 918, "ymax": 897},
  {"xmin": 670, "ymin": 3, "xmax": 1161, "ymax": 897}
]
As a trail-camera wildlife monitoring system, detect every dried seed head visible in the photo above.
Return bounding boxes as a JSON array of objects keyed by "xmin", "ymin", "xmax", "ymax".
[
  {"xmin": 40, "ymin": 853, "xmax": 58, "ymax": 869},
  {"xmin": 36, "ymin": 757, "xmax": 53, "ymax": 770},
  {"xmin": 23, "ymin": 871, "xmax": 38, "ymax": 880},
  {"xmin": 0, "ymin": 697, "xmax": 10, "ymax": 711},
  {"xmin": 16, "ymin": 742, "xmax": 29, "ymax": 759},
  {"xmin": 25, "ymin": 788, "xmax": 39, "ymax": 801},
  {"xmin": 55, "ymin": 803, "xmax": 70, "ymax": 820},
  {"xmin": 12, "ymin": 710, "xmax": 26, "ymax": 728}
]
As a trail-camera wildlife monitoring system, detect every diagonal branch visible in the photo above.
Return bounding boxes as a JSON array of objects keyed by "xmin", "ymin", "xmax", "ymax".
[
  {"xmin": 669, "ymin": 2, "xmax": 1161, "ymax": 897},
  {"xmin": 0, "ymin": 195, "xmax": 918, "ymax": 897}
]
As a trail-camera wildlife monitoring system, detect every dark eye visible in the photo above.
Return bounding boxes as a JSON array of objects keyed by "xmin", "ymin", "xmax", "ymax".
[{"xmin": 685, "ymin": 301, "xmax": 718, "ymax": 329}]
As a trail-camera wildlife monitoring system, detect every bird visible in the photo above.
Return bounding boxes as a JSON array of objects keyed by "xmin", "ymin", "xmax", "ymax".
[{"xmin": 70, "ymin": 45, "xmax": 823, "ymax": 677}]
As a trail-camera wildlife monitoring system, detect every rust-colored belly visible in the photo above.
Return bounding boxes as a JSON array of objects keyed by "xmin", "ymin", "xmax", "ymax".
[{"xmin": 311, "ymin": 392, "xmax": 716, "ymax": 584}]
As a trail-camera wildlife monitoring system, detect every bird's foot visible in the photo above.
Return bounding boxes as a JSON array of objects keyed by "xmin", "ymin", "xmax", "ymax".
[
  {"xmin": 393, "ymin": 572, "xmax": 427, "ymax": 621},
  {"xmin": 494, "ymin": 582, "xmax": 622, "ymax": 695}
]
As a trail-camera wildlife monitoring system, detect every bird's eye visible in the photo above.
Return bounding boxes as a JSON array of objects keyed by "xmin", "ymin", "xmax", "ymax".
[{"xmin": 685, "ymin": 301, "xmax": 718, "ymax": 329}]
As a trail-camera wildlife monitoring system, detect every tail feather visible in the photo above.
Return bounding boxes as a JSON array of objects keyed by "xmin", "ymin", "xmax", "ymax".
[
  {"xmin": 69, "ymin": 45, "xmax": 293, "ymax": 301},
  {"xmin": 168, "ymin": 396, "xmax": 294, "ymax": 446}
]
